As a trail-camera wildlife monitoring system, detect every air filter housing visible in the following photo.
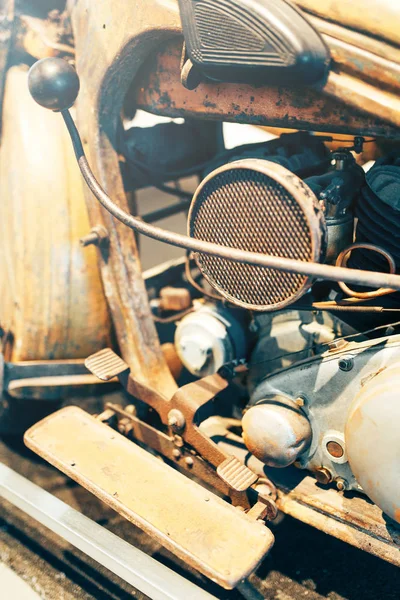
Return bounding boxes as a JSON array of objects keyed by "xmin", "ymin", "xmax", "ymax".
[{"xmin": 188, "ymin": 159, "xmax": 326, "ymax": 311}]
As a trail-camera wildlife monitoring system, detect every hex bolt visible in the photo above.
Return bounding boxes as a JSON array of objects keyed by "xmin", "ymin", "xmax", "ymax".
[
  {"xmin": 184, "ymin": 457, "xmax": 194, "ymax": 468},
  {"xmin": 172, "ymin": 448, "xmax": 181, "ymax": 460},
  {"xmin": 338, "ymin": 356, "xmax": 354, "ymax": 371},
  {"xmin": 314, "ymin": 467, "xmax": 333, "ymax": 485},
  {"xmin": 80, "ymin": 225, "xmax": 109, "ymax": 247}
]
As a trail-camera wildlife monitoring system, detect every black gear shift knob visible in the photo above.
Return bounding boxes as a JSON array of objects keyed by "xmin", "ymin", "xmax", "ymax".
[{"xmin": 28, "ymin": 57, "xmax": 80, "ymax": 111}]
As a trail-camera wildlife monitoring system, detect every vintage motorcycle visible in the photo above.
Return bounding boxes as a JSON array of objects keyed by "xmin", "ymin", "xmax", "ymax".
[{"xmin": 1, "ymin": 0, "xmax": 400, "ymax": 593}]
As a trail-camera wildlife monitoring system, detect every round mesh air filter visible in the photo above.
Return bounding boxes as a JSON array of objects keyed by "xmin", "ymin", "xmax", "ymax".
[{"xmin": 188, "ymin": 159, "xmax": 326, "ymax": 311}]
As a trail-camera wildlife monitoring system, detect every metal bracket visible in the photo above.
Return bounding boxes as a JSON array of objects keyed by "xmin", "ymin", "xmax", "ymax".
[{"xmin": 86, "ymin": 348, "xmax": 260, "ymax": 494}]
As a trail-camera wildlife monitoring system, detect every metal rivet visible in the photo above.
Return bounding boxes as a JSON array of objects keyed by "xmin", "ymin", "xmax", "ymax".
[{"xmin": 168, "ymin": 409, "xmax": 186, "ymax": 432}]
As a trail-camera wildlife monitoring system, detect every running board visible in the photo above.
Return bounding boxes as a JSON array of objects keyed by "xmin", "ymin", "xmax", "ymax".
[{"xmin": 24, "ymin": 406, "xmax": 274, "ymax": 589}]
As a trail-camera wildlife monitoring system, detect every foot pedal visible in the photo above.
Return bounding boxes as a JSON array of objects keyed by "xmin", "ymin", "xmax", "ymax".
[
  {"xmin": 24, "ymin": 407, "xmax": 274, "ymax": 588},
  {"xmin": 178, "ymin": 0, "xmax": 330, "ymax": 85},
  {"xmin": 217, "ymin": 456, "xmax": 258, "ymax": 492},
  {"xmin": 85, "ymin": 349, "xmax": 128, "ymax": 381}
]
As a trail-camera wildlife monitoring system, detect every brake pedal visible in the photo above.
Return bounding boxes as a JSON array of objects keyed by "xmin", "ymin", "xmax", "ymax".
[
  {"xmin": 178, "ymin": 0, "xmax": 330, "ymax": 85},
  {"xmin": 217, "ymin": 456, "xmax": 258, "ymax": 492}
]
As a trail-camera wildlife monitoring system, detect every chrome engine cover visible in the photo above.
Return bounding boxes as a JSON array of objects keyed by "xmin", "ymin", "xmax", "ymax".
[{"xmin": 247, "ymin": 333, "xmax": 400, "ymax": 523}]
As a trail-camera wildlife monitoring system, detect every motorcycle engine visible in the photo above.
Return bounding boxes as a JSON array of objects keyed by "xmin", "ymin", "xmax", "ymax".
[{"xmin": 175, "ymin": 133, "xmax": 400, "ymax": 524}]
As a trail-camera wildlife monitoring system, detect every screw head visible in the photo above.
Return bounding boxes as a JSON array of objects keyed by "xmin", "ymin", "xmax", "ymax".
[{"xmin": 28, "ymin": 58, "xmax": 80, "ymax": 111}]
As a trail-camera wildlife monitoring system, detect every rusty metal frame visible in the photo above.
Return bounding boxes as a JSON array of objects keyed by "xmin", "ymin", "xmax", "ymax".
[
  {"xmin": 135, "ymin": 37, "xmax": 400, "ymax": 135},
  {"xmin": 67, "ymin": 0, "xmax": 181, "ymax": 398}
]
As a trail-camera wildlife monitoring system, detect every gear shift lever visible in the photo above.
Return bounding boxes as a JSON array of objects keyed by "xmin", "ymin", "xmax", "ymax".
[
  {"xmin": 28, "ymin": 57, "xmax": 80, "ymax": 111},
  {"xmin": 26, "ymin": 57, "xmax": 400, "ymax": 293}
]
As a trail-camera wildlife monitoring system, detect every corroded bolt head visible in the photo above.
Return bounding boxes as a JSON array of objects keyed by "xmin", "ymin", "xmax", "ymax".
[{"xmin": 314, "ymin": 467, "xmax": 333, "ymax": 485}]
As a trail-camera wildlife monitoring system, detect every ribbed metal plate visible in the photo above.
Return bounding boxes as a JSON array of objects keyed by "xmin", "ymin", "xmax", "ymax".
[{"xmin": 85, "ymin": 349, "xmax": 128, "ymax": 381}]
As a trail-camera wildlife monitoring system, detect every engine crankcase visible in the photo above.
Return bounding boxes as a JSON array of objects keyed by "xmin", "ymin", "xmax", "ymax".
[{"xmin": 245, "ymin": 333, "xmax": 400, "ymax": 522}]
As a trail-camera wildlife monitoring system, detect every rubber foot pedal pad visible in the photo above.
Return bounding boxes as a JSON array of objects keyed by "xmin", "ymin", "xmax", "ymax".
[
  {"xmin": 217, "ymin": 456, "xmax": 258, "ymax": 492},
  {"xmin": 85, "ymin": 349, "xmax": 129, "ymax": 381}
]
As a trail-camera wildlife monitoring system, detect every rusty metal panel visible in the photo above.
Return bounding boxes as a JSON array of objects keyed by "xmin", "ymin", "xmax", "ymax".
[
  {"xmin": 272, "ymin": 468, "xmax": 400, "ymax": 567},
  {"xmin": 24, "ymin": 406, "xmax": 274, "ymax": 589},
  {"xmin": 215, "ymin": 432, "xmax": 400, "ymax": 567},
  {"xmin": 135, "ymin": 39, "xmax": 400, "ymax": 137}
]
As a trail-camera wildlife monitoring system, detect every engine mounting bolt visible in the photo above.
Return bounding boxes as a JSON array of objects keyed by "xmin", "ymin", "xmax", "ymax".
[
  {"xmin": 326, "ymin": 440, "xmax": 344, "ymax": 458},
  {"xmin": 185, "ymin": 457, "xmax": 194, "ymax": 468},
  {"xmin": 168, "ymin": 409, "xmax": 186, "ymax": 432},
  {"xmin": 336, "ymin": 477, "xmax": 348, "ymax": 491},
  {"xmin": 315, "ymin": 467, "xmax": 333, "ymax": 485},
  {"xmin": 338, "ymin": 356, "xmax": 354, "ymax": 371}
]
